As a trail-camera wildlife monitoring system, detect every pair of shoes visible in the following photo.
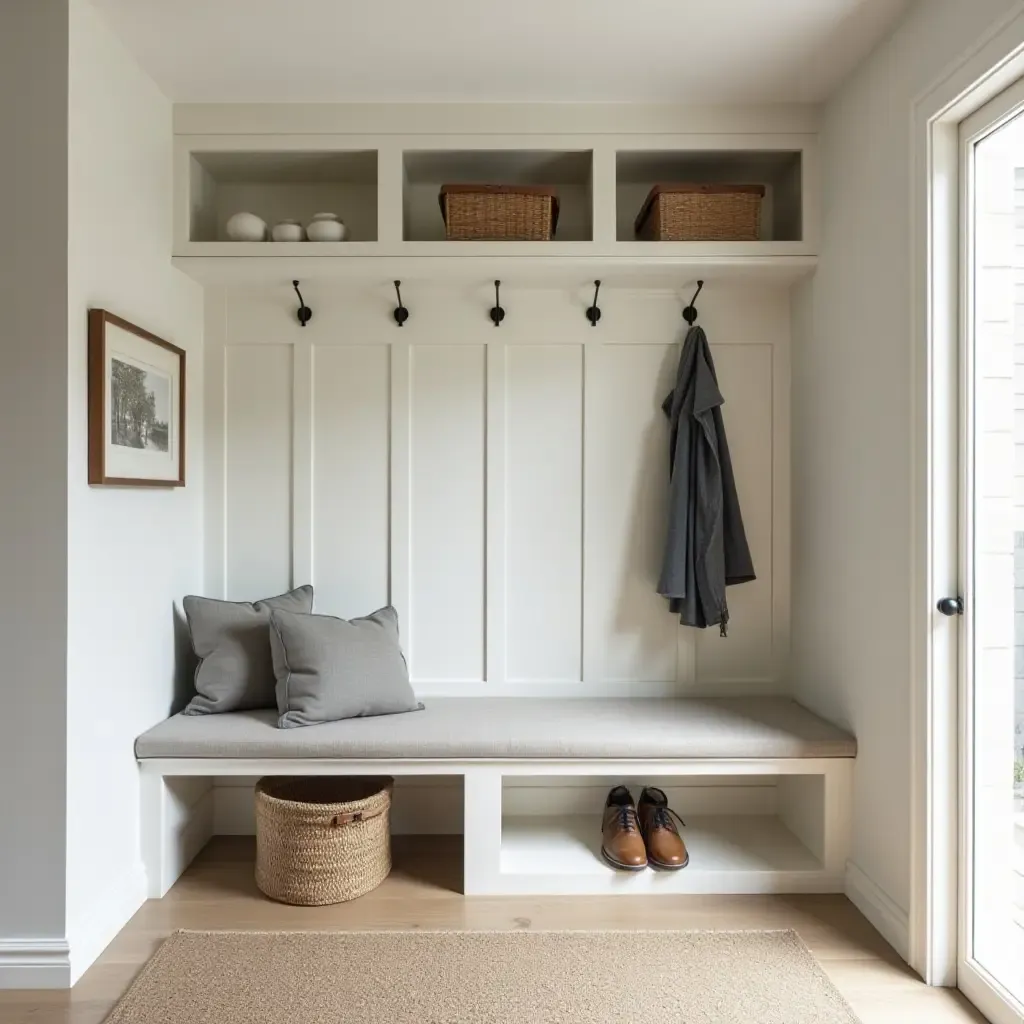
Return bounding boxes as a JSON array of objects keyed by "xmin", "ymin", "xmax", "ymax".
[{"xmin": 601, "ymin": 786, "xmax": 689, "ymax": 871}]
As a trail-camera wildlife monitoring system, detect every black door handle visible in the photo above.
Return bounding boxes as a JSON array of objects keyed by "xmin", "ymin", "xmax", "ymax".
[{"xmin": 937, "ymin": 596, "xmax": 963, "ymax": 616}]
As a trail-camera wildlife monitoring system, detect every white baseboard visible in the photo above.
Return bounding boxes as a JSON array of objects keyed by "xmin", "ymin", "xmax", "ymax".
[
  {"xmin": 845, "ymin": 861, "xmax": 910, "ymax": 962},
  {"xmin": 67, "ymin": 863, "xmax": 148, "ymax": 987},
  {"xmin": 213, "ymin": 778, "xmax": 778, "ymax": 836},
  {"xmin": 0, "ymin": 939, "xmax": 71, "ymax": 990}
]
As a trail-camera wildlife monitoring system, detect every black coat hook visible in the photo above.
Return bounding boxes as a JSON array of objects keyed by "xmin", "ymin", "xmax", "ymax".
[
  {"xmin": 292, "ymin": 280, "xmax": 312, "ymax": 327},
  {"xmin": 586, "ymin": 280, "xmax": 602, "ymax": 327},
  {"xmin": 682, "ymin": 280, "xmax": 704, "ymax": 326},
  {"xmin": 393, "ymin": 280, "xmax": 409, "ymax": 327},
  {"xmin": 489, "ymin": 280, "xmax": 505, "ymax": 327}
]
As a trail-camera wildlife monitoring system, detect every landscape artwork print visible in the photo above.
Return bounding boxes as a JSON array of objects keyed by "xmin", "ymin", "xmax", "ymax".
[
  {"xmin": 110, "ymin": 357, "xmax": 171, "ymax": 453},
  {"xmin": 88, "ymin": 309, "xmax": 186, "ymax": 487}
]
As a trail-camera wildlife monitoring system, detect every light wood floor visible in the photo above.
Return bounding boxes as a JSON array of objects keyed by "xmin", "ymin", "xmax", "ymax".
[{"xmin": 1, "ymin": 836, "xmax": 988, "ymax": 1024}]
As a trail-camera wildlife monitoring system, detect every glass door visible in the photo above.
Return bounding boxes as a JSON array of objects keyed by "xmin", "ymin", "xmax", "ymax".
[{"xmin": 959, "ymin": 79, "xmax": 1024, "ymax": 1024}]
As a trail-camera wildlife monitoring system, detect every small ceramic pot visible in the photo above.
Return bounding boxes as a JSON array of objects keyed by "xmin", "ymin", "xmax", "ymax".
[
  {"xmin": 271, "ymin": 219, "xmax": 305, "ymax": 242},
  {"xmin": 225, "ymin": 211, "xmax": 267, "ymax": 242},
  {"xmin": 306, "ymin": 212, "xmax": 347, "ymax": 242}
]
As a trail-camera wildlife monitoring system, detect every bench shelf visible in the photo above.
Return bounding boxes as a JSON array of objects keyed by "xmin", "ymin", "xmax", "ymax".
[
  {"xmin": 136, "ymin": 697, "xmax": 854, "ymax": 899},
  {"xmin": 500, "ymin": 815, "xmax": 827, "ymax": 895}
]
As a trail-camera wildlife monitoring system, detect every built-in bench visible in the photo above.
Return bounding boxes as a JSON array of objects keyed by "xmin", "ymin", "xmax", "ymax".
[{"xmin": 136, "ymin": 697, "xmax": 856, "ymax": 898}]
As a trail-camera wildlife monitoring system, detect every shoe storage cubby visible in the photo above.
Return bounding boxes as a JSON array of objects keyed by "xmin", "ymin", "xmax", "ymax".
[
  {"xmin": 185, "ymin": 147, "xmax": 379, "ymax": 243},
  {"xmin": 615, "ymin": 149, "xmax": 804, "ymax": 243},
  {"xmin": 461, "ymin": 765, "xmax": 850, "ymax": 896},
  {"xmin": 401, "ymin": 149, "xmax": 594, "ymax": 242}
]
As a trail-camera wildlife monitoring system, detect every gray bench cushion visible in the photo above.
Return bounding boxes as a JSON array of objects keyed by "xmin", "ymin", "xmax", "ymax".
[{"xmin": 136, "ymin": 697, "xmax": 856, "ymax": 761}]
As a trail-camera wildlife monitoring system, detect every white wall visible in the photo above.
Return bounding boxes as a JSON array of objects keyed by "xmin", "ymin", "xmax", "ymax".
[
  {"xmin": 64, "ymin": 0, "xmax": 204, "ymax": 982},
  {"xmin": 205, "ymin": 283, "xmax": 789, "ymax": 696},
  {"xmin": 791, "ymin": 0, "xmax": 1022, "ymax": 935},
  {"xmin": 0, "ymin": 0, "xmax": 70, "ymax": 962}
]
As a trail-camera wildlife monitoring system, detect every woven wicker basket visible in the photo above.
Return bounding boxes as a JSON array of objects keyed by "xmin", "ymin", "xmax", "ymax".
[
  {"xmin": 439, "ymin": 184, "xmax": 559, "ymax": 240},
  {"xmin": 254, "ymin": 776, "xmax": 393, "ymax": 906},
  {"xmin": 635, "ymin": 184, "xmax": 766, "ymax": 241}
]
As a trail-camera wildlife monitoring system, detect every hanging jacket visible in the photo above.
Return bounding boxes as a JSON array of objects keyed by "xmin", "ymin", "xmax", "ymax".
[{"xmin": 657, "ymin": 325, "xmax": 755, "ymax": 632}]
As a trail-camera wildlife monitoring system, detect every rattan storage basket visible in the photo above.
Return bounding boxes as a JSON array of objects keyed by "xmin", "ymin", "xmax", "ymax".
[
  {"xmin": 634, "ymin": 184, "xmax": 766, "ymax": 241},
  {"xmin": 254, "ymin": 776, "xmax": 393, "ymax": 906},
  {"xmin": 439, "ymin": 184, "xmax": 560, "ymax": 240}
]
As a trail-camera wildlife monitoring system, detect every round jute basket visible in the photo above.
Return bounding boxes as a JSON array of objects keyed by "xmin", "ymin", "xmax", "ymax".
[{"xmin": 254, "ymin": 776, "xmax": 393, "ymax": 906}]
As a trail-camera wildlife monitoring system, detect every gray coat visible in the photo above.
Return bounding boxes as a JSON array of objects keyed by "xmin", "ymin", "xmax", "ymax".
[{"xmin": 657, "ymin": 325, "xmax": 755, "ymax": 632}]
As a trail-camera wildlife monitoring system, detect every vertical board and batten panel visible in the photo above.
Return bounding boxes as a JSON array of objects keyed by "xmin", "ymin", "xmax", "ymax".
[
  {"xmin": 312, "ymin": 345, "xmax": 391, "ymax": 618},
  {"xmin": 504, "ymin": 344, "xmax": 584, "ymax": 682},
  {"xmin": 408, "ymin": 343, "xmax": 486, "ymax": 682},
  {"xmin": 223, "ymin": 344, "xmax": 292, "ymax": 599},
  {"xmin": 586, "ymin": 340, "xmax": 681, "ymax": 685},
  {"xmin": 207, "ymin": 286, "xmax": 788, "ymax": 694}
]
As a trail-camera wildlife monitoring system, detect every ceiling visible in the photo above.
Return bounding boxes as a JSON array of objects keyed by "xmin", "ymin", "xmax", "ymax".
[{"xmin": 92, "ymin": 0, "xmax": 911, "ymax": 105}]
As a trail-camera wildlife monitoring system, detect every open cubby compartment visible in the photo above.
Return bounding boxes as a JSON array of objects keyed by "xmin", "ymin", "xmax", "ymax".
[
  {"xmin": 187, "ymin": 149, "xmax": 379, "ymax": 242},
  {"xmin": 616, "ymin": 149, "xmax": 804, "ymax": 242},
  {"xmin": 463, "ymin": 763, "xmax": 850, "ymax": 896},
  {"xmin": 402, "ymin": 149, "xmax": 593, "ymax": 241}
]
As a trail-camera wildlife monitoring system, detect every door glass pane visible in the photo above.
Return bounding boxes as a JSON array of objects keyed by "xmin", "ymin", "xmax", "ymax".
[{"xmin": 970, "ymin": 107, "xmax": 1024, "ymax": 1005}]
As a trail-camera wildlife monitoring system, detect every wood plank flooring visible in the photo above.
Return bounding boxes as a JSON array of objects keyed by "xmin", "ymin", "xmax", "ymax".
[{"xmin": 0, "ymin": 836, "xmax": 988, "ymax": 1024}]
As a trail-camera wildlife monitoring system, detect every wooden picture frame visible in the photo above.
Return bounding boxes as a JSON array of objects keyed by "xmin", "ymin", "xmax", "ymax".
[{"xmin": 88, "ymin": 309, "xmax": 186, "ymax": 487}]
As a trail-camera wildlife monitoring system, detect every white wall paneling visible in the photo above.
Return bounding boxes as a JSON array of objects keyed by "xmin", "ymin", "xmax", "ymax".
[
  {"xmin": 586, "ymin": 339, "xmax": 684, "ymax": 686},
  {"xmin": 409, "ymin": 343, "xmax": 487, "ymax": 680},
  {"xmin": 312, "ymin": 345, "xmax": 390, "ymax": 617},
  {"xmin": 505, "ymin": 343, "xmax": 583, "ymax": 683},
  {"xmin": 206, "ymin": 284, "xmax": 789, "ymax": 694},
  {"xmin": 224, "ymin": 343, "xmax": 293, "ymax": 599}
]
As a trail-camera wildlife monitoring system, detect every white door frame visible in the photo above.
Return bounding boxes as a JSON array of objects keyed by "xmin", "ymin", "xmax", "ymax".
[
  {"xmin": 910, "ymin": 5, "xmax": 1024, "ymax": 994},
  {"xmin": 955, "ymin": 76, "xmax": 1024, "ymax": 1024}
]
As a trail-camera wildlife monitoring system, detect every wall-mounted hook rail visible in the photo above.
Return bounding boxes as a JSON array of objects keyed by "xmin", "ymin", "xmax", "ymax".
[
  {"xmin": 490, "ymin": 280, "xmax": 505, "ymax": 327},
  {"xmin": 682, "ymin": 280, "xmax": 704, "ymax": 326},
  {"xmin": 393, "ymin": 280, "xmax": 409, "ymax": 327},
  {"xmin": 586, "ymin": 280, "xmax": 602, "ymax": 327},
  {"xmin": 292, "ymin": 280, "xmax": 312, "ymax": 327}
]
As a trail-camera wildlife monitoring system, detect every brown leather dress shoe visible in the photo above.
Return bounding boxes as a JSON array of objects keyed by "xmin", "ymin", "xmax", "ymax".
[
  {"xmin": 601, "ymin": 786, "xmax": 648, "ymax": 871},
  {"xmin": 638, "ymin": 787, "xmax": 689, "ymax": 870}
]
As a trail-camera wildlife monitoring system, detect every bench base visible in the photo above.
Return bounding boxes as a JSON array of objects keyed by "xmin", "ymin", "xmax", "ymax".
[{"xmin": 139, "ymin": 756, "xmax": 852, "ymax": 898}]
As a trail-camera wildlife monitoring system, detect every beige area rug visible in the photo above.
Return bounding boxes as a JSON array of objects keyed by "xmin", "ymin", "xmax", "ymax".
[{"xmin": 105, "ymin": 929, "xmax": 861, "ymax": 1024}]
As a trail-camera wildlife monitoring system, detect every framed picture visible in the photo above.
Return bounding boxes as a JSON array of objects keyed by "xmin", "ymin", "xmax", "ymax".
[{"xmin": 88, "ymin": 309, "xmax": 186, "ymax": 487}]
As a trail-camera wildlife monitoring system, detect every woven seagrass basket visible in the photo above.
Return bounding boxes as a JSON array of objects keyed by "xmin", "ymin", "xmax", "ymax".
[
  {"xmin": 635, "ymin": 184, "xmax": 766, "ymax": 241},
  {"xmin": 254, "ymin": 776, "xmax": 393, "ymax": 905},
  {"xmin": 439, "ymin": 184, "xmax": 560, "ymax": 240}
]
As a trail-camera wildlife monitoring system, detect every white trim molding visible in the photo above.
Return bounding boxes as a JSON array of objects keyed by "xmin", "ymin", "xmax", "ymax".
[
  {"xmin": 0, "ymin": 938, "xmax": 71, "ymax": 990},
  {"xmin": 173, "ymin": 102, "xmax": 821, "ymax": 137},
  {"xmin": 845, "ymin": 861, "xmax": 911, "ymax": 963},
  {"xmin": 66, "ymin": 864, "xmax": 148, "ymax": 987}
]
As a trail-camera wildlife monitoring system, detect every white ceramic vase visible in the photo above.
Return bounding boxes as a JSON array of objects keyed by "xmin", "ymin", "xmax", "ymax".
[
  {"xmin": 225, "ymin": 211, "xmax": 268, "ymax": 242},
  {"xmin": 306, "ymin": 212, "xmax": 347, "ymax": 242},
  {"xmin": 271, "ymin": 219, "xmax": 305, "ymax": 242}
]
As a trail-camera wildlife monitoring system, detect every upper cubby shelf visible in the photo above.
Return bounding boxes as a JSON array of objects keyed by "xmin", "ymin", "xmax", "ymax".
[
  {"xmin": 187, "ymin": 148, "xmax": 378, "ymax": 242},
  {"xmin": 402, "ymin": 149, "xmax": 593, "ymax": 242},
  {"xmin": 173, "ymin": 133, "xmax": 817, "ymax": 284},
  {"xmin": 616, "ymin": 149, "xmax": 803, "ymax": 243}
]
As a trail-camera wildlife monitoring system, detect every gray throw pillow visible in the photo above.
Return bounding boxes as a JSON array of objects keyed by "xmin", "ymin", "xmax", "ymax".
[
  {"xmin": 270, "ymin": 605, "xmax": 423, "ymax": 729},
  {"xmin": 182, "ymin": 586, "xmax": 314, "ymax": 715}
]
